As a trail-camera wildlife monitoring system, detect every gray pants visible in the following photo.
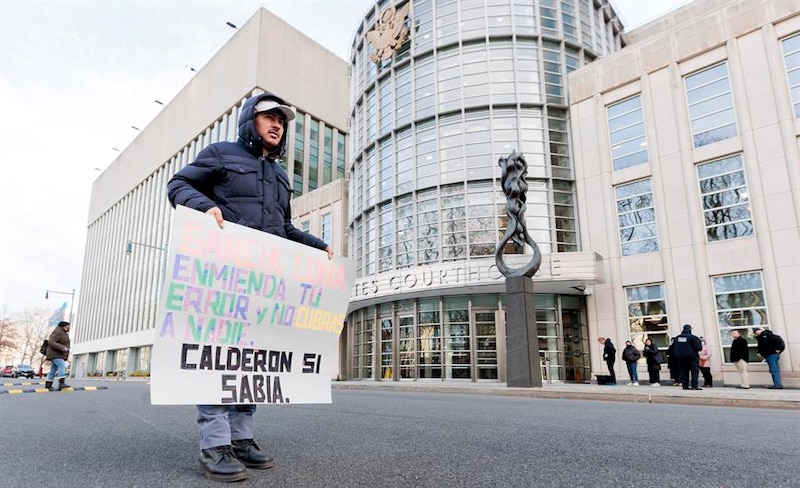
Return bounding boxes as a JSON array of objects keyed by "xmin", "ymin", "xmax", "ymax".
[{"xmin": 196, "ymin": 405, "xmax": 257, "ymax": 450}]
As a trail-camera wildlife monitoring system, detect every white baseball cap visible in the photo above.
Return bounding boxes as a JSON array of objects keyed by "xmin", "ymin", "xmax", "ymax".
[{"xmin": 254, "ymin": 99, "xmax": 295, "ymax": 122}]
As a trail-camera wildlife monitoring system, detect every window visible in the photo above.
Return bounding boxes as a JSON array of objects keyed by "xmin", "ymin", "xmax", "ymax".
[
  {"xmin": 378, "ymin": 203, "xmax": 394, "ymax": 272},
  {"xmin": 395, "ymin": 194, "xmax": 415, "ymax": 268},
  {"xmin": 443, "ymin": 296, "xmax": 470, "ymax": 379},
  {"xmin": 395, "ymin": 65, "xmax": 412, "ymax": 127},
  {"xmin": 516, "ymin": 40, "xmax": 540, "ymax": 104},
  {"xmin": 415, "ymin": 56, "xmax": 435, "ymax": 119},
  {"xmin": 321, "ymin": 213, "xmax": 331, "ymax": 244},
  {"xmin": 379, "ymin": 78, "xmax": 393, "ymax": 136},
  {"xmin": 379, "ymin": 304, "xmax": 394, "ymax": 379},
  {"xmin": 323, "ymin": 126, "xmax": 333, "ymax": 185},
  {"xmin": 365, "ymin": 210, "xmax": 376, "ymax": 275},
  {"xmin": 336, "ymin": 133, "xmax": 346, "ymax": 179},
  {"xmin": 625, "ymin": 283, "xmax": 670, "ymax": 349},
  {"xmin": 462, "ymin": 43, "xmax": 489, "ymax": 108},
  {"xmin": 549, "ymin": 108, "xmax": 571, "ymax": 178},
  {"xmin": 467, "ymin": 183, "xmax": 496, "ymax": 257},
  {"xmin": 417, "ymin": 298, "xmax": 441, "ymax": 379},
  {"xmin": 539, "ymin": 0, "xmax": 558, "ymax": 37},
  {"xmin": 309, "ymin": 119, "xmax": 319, "ymax": 191},
  {"xmin": 301, "ymin": 220, "xmax": 310, "ymax": 233},
  {"xmin": 365, "ymin": 147, "xmax": 377, "ymax": 208},
  {"xmin": 561, "ymin": 0, "xmax": 578, "ymax": 42},
  {"xmin": 607, "ymin": 95, "xmax": 648, "ymax": 170},
  {"xmin": 697, "ymin": 154, "xmax": 753, "ymax": 242},
  {"xmin": 781, "ymin": 33, "xmax": 800, "ymax": 118},
  {"xmin": 712, "ymin": 272, "xmax": 768, "ymax": 362},
  {"xmin": 685, "ymin": 62, "xmax": 738, "ymax": 147},
  {"xmin": 615, "ymin": 178, "xmax": 659, "ymax": 256},
  {"xmin": 440, "ymin": 183, "xmax": 466, "ymax": 261},
  {"xmin": 378, "ymin": 137, "xmax": 394, "ymax": 202},
  {"xmin": 542, "ymin": 41, "xmax": 563, "ymax": 104},
  {"xmin": 352, "ymin": 312, "xmax": 374, "ymax": 379},
  {"xmin": 553, "ymin": 180, "xmax": 577, "ymax": 252},
  {"xmin": 416, "ymin": 189, "xmax": 439, "ymax": 264},
  {"xmin": 413, "ymin": 0, "xmax": 434, "ymax": 54},
  {"xmin": 293, "ymin": 114, "xmax": 305, "ymax": 195},
  {"xmin": 366, "ymin": 89, "xmax": 377, "ymax": 143}
]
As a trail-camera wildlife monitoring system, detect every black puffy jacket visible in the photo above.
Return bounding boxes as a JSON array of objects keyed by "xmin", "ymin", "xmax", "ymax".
[
  {"xmin": 167, "ymin": 93, "xmax": 327, "ymax": 251},
  {"xmin": 671, "ymin": 332, "xmax": 702, "ymax": 359}
]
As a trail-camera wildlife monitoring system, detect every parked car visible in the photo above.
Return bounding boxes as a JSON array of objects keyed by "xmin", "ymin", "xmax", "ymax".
[
  {"xmin": 14, "ymin": 364, "xmax": 35, "ymax": 379},
  {"xmin": 1, "ymin": 365, "xmax": 15, "ymax": 377}
]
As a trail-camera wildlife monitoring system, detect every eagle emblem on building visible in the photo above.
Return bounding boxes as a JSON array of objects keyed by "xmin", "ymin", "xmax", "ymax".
[{"xmin": 366, "ymin": 3, "xmax": 411, "ymax": 62}]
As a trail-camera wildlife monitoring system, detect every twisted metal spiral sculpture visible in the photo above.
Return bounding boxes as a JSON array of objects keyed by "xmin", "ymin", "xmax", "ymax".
[{"xmin": 495, "ymin": 151, "xmax": 542, "ymax": 278}]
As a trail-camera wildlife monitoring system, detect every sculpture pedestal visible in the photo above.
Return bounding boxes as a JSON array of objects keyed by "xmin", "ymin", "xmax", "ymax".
[{"xmin": 505, "ymin": 276, "xmax": 543, "ymax": 388}]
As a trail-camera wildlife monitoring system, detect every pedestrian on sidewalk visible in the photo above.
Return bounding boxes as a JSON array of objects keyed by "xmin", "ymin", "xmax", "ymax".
[
  {"xmin": 598, "ymin": 337, "xmax": 617, "ymax": 385},
  {"xmin": 698, "ymin": 337, "xmax": 713, "ymax": 387},
  {"xmin": 45, "ymin": 321, "xmax": 71, "ymax": 391},
  {"xmin": 168, "ymin": 92, "xmax": 333, "ymax": 483},
  {"xmin": 729, "ymin": 329, "xmax": 750, "ymax": 389},
  {"xmin": 753, "ymin": 328, "xmax": 785, "ymax": 389},
  {"xmin": 622, "ymin": 340, "xmax": 641, "ymax": 386},
  {"xmin": 673, "ymin": 324, "xmax": 702, "ymax": 390},
  {"xmin": 642, "ymin": 338, "xmax": 661, "ymax": 386},
  {"xmin": 666, "ymin": 337, "xmax": 681, "ymax": 387}
]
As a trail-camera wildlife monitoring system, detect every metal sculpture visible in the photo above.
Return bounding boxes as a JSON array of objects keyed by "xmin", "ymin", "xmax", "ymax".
[{"xmin": 495, "ymin": 150, "xmax": 542, "ymax": 278}]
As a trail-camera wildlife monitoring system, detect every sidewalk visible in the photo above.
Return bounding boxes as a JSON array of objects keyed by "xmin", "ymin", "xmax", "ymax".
[{"xmin": 332, "ymin": 380, "xmax": 800, "ymax": 410}]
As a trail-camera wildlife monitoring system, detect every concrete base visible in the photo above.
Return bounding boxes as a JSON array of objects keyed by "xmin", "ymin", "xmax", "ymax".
[{"xmin": 505, "ymin": 276, "xmax": 543, "ymax": 388}]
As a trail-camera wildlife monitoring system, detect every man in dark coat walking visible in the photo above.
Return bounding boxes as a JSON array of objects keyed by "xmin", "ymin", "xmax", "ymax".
[
  {"xmin": 672, "ymin": 324, "xmax": 702, "ymax": 390},
  {"xmin": 45, "ymin": 321, "xmax": 71, "ymax": 391}
]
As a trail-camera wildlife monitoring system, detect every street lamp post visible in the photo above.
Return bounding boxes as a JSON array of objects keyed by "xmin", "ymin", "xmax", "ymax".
[
  {"xmin": 45, "ymin": 288, "xmax": 75, "ymax": 323},
  {"xmin": 125, "ymin": 239, "xmax": 168, "ymax": 297}
]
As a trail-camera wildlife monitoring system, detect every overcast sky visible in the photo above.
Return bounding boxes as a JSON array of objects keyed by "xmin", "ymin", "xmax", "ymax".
[{"xmin": 0, "ymin": 0, "xmax": 690, "ymax": 317}]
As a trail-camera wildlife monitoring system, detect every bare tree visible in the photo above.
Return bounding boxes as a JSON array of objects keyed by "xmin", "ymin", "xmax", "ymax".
[
  {"xmin": 0, "ymin": 317, "xmax": 21, "ymax": 364},
  {"xmin": 12, "ymin": 307, "xmax": 51, "ymax": 369}
]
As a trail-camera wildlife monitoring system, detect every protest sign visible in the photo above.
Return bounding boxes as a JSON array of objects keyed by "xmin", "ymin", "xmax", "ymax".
[{"xmin": 150, "ymin": 205, "xmax": 355, "ymax": 405}]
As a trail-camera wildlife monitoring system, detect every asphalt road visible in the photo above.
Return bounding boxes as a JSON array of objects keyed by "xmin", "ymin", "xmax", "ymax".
[{"xmin": 0, "ymin": 381, "xmax": 797, "ymax": 488}]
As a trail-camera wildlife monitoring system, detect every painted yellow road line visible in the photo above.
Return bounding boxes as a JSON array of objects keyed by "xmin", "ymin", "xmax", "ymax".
[{"xmin": 0, "ymin": 386, "xmax": 108, "ymax": 394}]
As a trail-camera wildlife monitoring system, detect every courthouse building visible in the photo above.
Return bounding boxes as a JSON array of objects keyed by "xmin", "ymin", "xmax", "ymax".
[
  {"xmin": 569, "ymin": 0, "xmax": 799, "ymax": 386},
  {"xmin": 344, "ymin": 0, "xmax": 624, "ymax": 383},
  {"xmin": 74, "ymin": 0, "xmax": 799, "ymax": 387},
  {"xmin": 71, "ymin": 9, "xmax": 351, "ymax": 377}
]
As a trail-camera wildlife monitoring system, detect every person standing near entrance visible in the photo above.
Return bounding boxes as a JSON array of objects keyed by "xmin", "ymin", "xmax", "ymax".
[
  {"xmin": 598, "ymin": 337, "xmax": 617, "ymax": 385},
  {"xmin": 622, "ymin": 340, "xmax": 641, "ymax": 386},
  {"xmin": 168, "ymin": 92, "xmax": 333, "ymax": 482},
  {"xmin": 698, "ymin": 337, "xmax": 713, "ymax": 387},
  {"xmin": 642, "ymin": 338, "xmax": 661, "ymax": 387},
  {"xmin": 753, "ymin": 328, "xmax": 785, "ymax": 389},
  {"xmin": 45, "ymin": 321, "xmax": 71, "ymax": 391},
  {"xmin": 673, "ymin": 324, "xmax": 702, "ymax": 390},
  {"xmin": 729, "ymin": 329, "xmax": 750, "ymax": 389}
]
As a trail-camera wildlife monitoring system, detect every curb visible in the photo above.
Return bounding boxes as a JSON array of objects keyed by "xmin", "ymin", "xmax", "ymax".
[
  {"xmin": 332, "ymin": 383, "xmax": 800, "ymax": 410},
  {"xmin": 0, "ymin": 386, "xmax": 109, "ymax": 395}
]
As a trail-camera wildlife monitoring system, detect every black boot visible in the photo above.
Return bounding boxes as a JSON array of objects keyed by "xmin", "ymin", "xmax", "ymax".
[
  {"xmin": 58, "ymin": 378, "xmax": 71, "ymax": 390},
  {"xmin": 232, "ymin": 439, "xmax": 274, "ymax": 469},
  {"xmin": 199, "ymin": 445, "xmax": 248, "ymax": 482},
  {"xmin": 45, "ymin": 381, "xmax": 52, "ymax": 390}
]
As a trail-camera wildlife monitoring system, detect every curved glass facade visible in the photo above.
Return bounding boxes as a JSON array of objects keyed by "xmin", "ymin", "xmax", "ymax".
[{"xmin": 346, "ymin": 0, "xmax": 623, "ymax": 381}]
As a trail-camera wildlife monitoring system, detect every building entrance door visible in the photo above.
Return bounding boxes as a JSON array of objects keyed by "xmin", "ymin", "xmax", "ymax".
[{"xmin": 473, "ymin": 310, "xmax": 499, "ymax": 380}]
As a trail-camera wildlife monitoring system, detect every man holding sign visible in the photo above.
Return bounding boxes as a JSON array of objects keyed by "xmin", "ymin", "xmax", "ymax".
[{"xmin": 167, "ymin": 92, "xmax": 333, "ymax": 482}]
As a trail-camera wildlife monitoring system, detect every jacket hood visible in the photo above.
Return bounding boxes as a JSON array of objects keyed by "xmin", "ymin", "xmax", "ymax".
[{"xmin": 238, "ymin": 92, "xmax": 292, "ymax": 159}]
